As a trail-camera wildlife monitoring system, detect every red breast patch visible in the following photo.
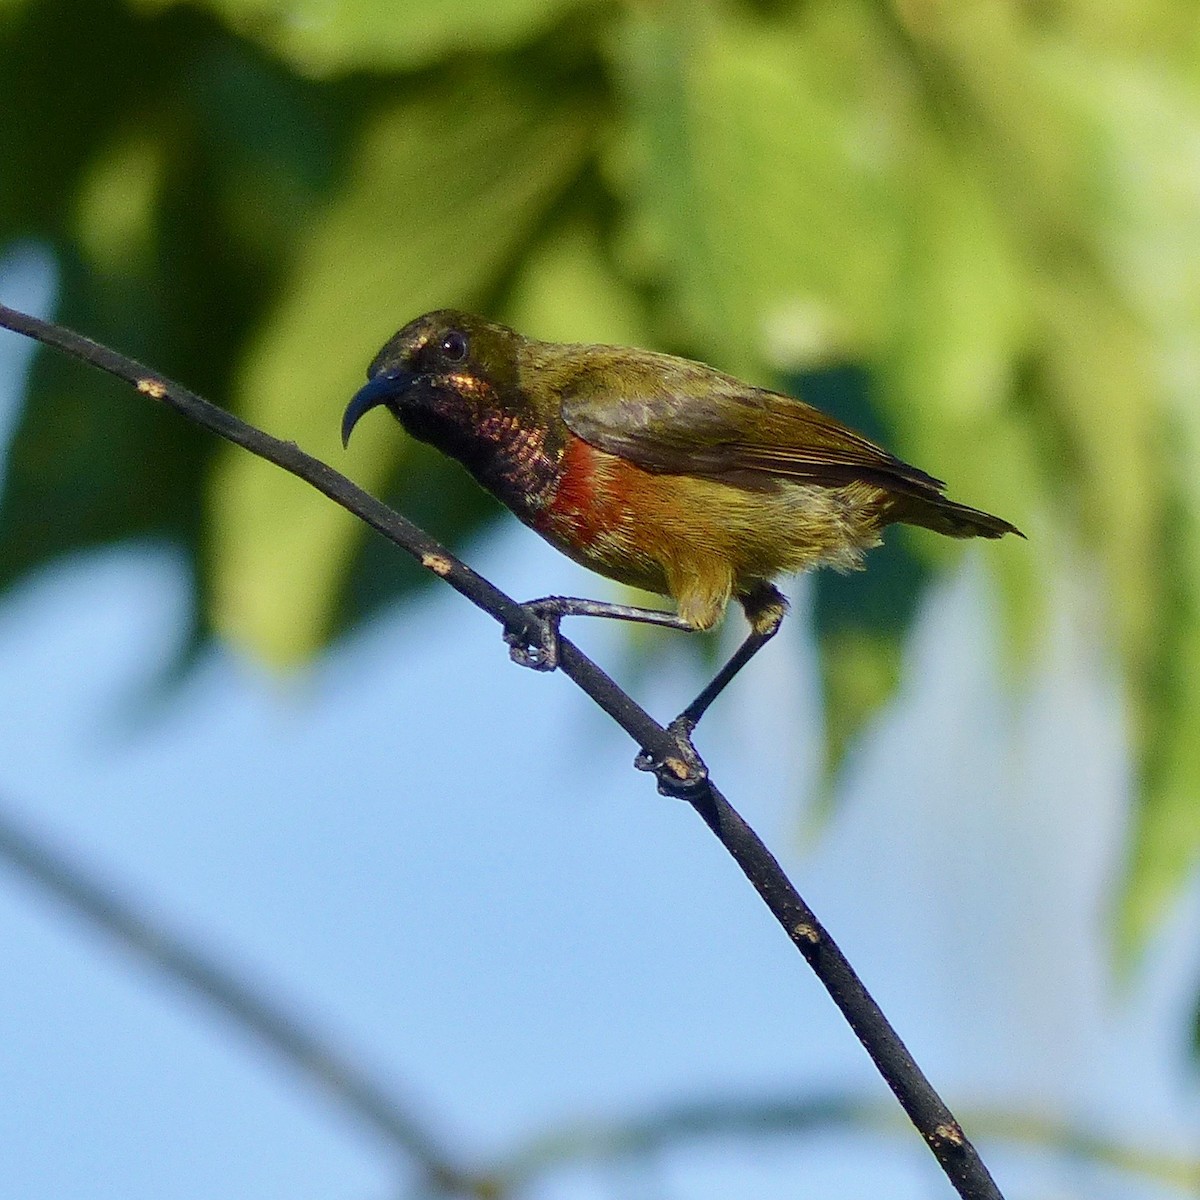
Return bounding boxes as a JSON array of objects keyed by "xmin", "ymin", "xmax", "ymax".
[{"xmin": 539, "ymin": 434, "xmax": 628, "ymax": 548}]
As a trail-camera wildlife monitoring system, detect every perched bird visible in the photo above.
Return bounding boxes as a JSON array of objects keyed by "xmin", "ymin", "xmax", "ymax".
[{"xmin": 342, "ymin": 310, "xmax": 1020, "ymax": 737}]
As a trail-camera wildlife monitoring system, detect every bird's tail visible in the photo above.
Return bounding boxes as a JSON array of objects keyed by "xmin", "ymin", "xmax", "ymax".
[{"xmin": 888, "ymin": 492, "xmax": 1023, "ymax": 540}]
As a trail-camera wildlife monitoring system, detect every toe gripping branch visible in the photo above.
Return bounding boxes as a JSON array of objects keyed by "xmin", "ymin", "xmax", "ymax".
[
  {"xmin": 635, "ymin": 715, "xmax": 711, "ymax": 800},
  {"xmin": 503, "ymin": 597, "xmax": 711, "ymax": 799},
  {"xmin": 503, "ymin": 598, "xmax": 567, "ymax": 672},
  {"xmin": 503, "ymin": 595, "xmax": 694, "ymax": 675}
]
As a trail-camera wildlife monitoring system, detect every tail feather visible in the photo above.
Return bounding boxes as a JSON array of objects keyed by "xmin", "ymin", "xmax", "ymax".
[{"xmin": 889, "ymin": 492, "xmax": 1023, "ymax": 540}]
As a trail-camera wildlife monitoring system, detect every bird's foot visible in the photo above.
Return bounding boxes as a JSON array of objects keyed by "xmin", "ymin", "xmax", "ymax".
[
  {"xmin": 503, "ymin": 599, "xmax": 563, "ymax": 672},
  {"xmin": 635, "ymin": 716, "xmax": 708, "ymax": 798}
]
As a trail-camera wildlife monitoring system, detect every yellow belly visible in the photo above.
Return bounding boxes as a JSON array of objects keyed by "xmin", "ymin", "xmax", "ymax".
[{"xmin": 534, "ymin": 438, "xmax": 887, "ymax": 630}]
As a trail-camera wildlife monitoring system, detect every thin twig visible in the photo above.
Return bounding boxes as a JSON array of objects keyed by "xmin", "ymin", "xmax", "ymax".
[
  {"xmin": 0, "ymin": 302, "xmax": 1005, "ymax": 1200},
  {"xmin": 496, "ymin": 1091, "xmax": 1200, "ymax": 1194},
  {"xmin": 0, "ymin": 801, "xmax": 490, "ymax": 1197}
]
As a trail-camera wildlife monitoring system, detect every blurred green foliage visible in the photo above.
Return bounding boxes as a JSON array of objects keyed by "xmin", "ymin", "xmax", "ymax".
[{"xmin": 3, "ymin": 0, "xmax": 1200, "ymax": 956}]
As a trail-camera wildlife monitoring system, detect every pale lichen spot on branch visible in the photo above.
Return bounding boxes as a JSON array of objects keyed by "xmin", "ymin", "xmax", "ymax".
[
  {"xmin": 136, "ymin": 377, "xmax": 167, "ymax": 399},
  {"xmin": 933, "ymin": 1122, "xmax": 966, "ymax": 1149},
  {"xmin": 663, "ymin": 756, "xmax": 693, "ymax": 781},
  {"xmin": 421, "ymin": 552, "xmax": 454, "ymax": 577}
]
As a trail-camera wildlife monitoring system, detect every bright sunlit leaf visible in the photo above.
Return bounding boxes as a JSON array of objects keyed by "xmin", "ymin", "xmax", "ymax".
[
  {"xmin": 209, "ymin": 68, "xmax": 596, "ymax": 664},
  {"xmin": 609, "ymin": 3, "xmax": 898, "ymax": 379}
]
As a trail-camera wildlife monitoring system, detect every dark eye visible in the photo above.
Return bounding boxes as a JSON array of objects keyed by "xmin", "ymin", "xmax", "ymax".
[{"xmin": 440, "ymin": 329, "xmax": 468, "ymax": 362}]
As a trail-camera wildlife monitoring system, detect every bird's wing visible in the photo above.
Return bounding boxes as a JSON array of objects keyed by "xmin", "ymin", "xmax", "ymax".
[{"xmin": 560, "ymin": 364, "xmax": 946, "ymax": 495}]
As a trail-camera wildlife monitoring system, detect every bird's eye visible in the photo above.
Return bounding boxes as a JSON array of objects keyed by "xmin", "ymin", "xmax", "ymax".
[{"xmin": 440, "ymin": 330, "xmax": 468, "ymax": 362}]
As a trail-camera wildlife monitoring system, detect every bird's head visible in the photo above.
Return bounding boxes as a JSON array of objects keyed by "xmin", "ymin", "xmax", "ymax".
[{"xmin": 341, "ymin": 310, "xmax": 523, "ymax": 450}]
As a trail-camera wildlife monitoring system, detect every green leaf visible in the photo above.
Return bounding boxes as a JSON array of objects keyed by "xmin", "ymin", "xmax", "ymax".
[
  {"xmin": 502, "ymin": 205, "xmax": 649, "ymax": 348},
  {"xmin": 881, "ymin": 146, "xmax": 1046, "ymax": 661},
  {"xmin": 814, "ymin": 547, "xmax": 930, "ymax": 791},
  {"xmin": 0, "ymin": 4, "xmax": 360, "ymax": 628},
  {"xmin": 0, "ymin": 251, "xmax": 207, "ymax": 595},
  {"xmin": 1060, "ymin": 60, "xmax": 1200, "ymax": 955},
  {"xmin": 0, "ymin": 0, "xmax": 153, "ymax": 236},
  {"xmin": 131, "ymin": 0, "xmax": 598, "ymax": 75},
  {"xmin": 805, "ymin": 364, "xmax": 931, "ymax": 783},
  {"xmin": 1030, "ymin": 275, "xmax": 1172, "ymax": 966},
  {"xmin": 607, "ymin": 2, "xmax": 901, "ymax": 378},
  {"xmin": 209, "ymin": 68, "xmax": 598, "ymax": 665},
  {"xmin": 1123, "ymin": 499, "xmax": 1200, "ymax": 960}
]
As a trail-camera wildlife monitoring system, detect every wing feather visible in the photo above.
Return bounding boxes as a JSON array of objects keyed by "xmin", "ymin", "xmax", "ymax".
[{"xmin": 560, "ymin": 366, "xmax": 945, "ymax": 496}]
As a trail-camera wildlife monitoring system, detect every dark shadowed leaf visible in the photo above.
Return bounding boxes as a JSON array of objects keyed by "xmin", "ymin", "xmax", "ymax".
[
  {"xmin": 804, "ymin": 364, "xmax": 931, "ymax": 784},
  {"xmin": 134, "ymin": 0, "xmax": 603, "ymax": 75},
  {"xmin": 0, "ymin": 4, "xmax": 357, "ymax": 636}
]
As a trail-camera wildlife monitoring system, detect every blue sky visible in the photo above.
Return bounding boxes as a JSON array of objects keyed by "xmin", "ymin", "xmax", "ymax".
[{"xmin": 2, "ymin": 252, "xmax": 1199, "ymax": 1200}]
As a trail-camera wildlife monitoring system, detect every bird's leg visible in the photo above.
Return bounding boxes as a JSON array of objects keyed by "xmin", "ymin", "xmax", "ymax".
[
  {"xmin": 504, "ymin": 595, "xmax": 695, "ymax": 672},
  {"xmin": 668, "ymin": 582, "xmax": 789, "ymax": 738},
  {"xmin": 633, "ymin": 583, "xmax": 788, "ymax": 793}
]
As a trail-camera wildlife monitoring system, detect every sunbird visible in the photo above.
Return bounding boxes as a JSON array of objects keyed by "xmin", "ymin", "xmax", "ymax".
[{"xmin": 342, "ymin": 311, "xmax": 1020, "ymax": 740}]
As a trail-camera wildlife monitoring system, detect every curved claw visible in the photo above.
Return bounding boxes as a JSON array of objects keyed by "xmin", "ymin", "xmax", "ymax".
[
  {"xmin": 503, "ymin": 602, "xmax": 562, "ymax": 672},
  {"xmin": 635, "ymin": 722, "xmax": 709, "ymax": 799}
]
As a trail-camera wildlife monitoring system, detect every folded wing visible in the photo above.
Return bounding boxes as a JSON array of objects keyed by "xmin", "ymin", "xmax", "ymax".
[
  {"xmin": 561, "ymin": 368, "xmax": 941, "ymax": 491},
  {"xmin": 559, "ymin": 363, "xmax": 1020, "ymax": 539}
]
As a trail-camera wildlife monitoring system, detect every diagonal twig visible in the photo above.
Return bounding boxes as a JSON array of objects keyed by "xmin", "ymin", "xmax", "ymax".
[
  {"xmin": 0, "ymin": 801, "xmax": 491, "ymax": 1197},
  {"xmin": 497, "ymin": 1090, "xmax": 1200, "ymax": 1194},
  {"xmin": 0, "ymin": 301, "xmax": 1006, "ymax": 1200}
]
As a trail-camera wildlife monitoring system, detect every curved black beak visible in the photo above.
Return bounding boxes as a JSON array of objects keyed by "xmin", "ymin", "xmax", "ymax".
[{"xmin": 341, "ymin": 369, "xmax": 415, "ymax": 448}]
